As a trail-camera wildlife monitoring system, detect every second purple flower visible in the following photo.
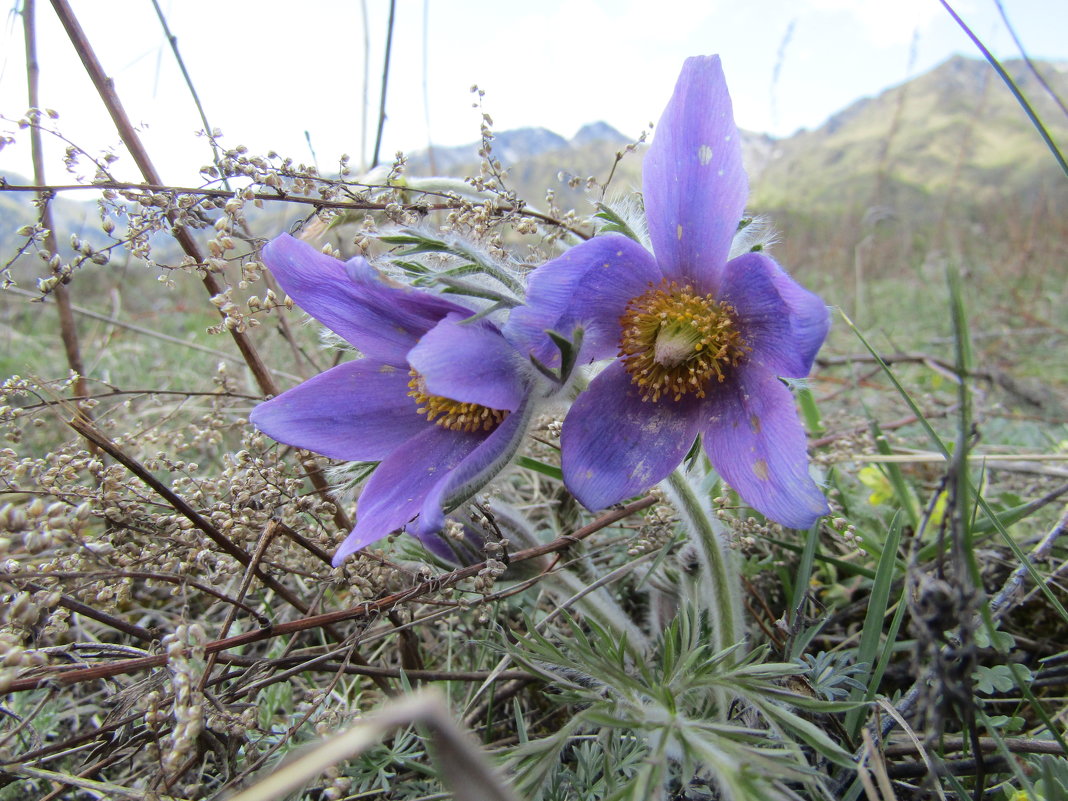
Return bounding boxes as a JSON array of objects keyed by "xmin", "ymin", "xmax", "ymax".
[
  {"xmin": 250, "ymin": 234, "xmax": 540, "ymax": 565},
  {"xmin": 519, "ymin": 55, "xmax": 830, "ymax": 529}
]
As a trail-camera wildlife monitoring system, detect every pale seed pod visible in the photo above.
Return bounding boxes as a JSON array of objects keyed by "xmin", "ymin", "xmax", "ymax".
[{"xmin": 7, "ymin": 592, "xmax": 35, "ymax": 625}]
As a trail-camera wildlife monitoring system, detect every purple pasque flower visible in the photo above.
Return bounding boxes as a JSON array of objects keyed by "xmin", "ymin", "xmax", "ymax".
[
  {"xmin": 250, "ymin": 233, "xmax": 538, "ymax": 566},
  {"xmin": 517, "ymin": 55, "xmax": 829, "ymax": 528}
]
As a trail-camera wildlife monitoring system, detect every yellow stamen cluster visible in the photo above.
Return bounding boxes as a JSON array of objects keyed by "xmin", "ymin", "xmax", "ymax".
[
  {"xmin": 407, "ymin": 370, "xmax": 509, "ymax": 432},
  {"xmin": 618, "ymin": 280, "xmax": 748, "ymax": 402}
]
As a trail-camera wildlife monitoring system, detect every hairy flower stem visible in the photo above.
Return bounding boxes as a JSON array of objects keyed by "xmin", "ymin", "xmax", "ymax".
[{"xmin": 662, "ymin": 468, "xmax": 743, "ymax": 658}]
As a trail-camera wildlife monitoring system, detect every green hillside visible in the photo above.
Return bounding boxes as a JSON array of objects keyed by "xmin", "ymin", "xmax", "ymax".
[
  {"xmin": 751, "ymin": 55, "xmax": 1068, "ymax": 214},
  {"xmin": 399, "ymin": 55, "xmax": 1068, "ymax": 271}
]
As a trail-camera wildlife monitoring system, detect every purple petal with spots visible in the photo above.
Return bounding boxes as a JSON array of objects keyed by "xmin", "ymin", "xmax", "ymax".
[
  {"xmin": 720, "ymin": 252, "xmax": 830, "ymax": 379},
  {"xmin": 700, "ymin": 366, "xmax": 828, "ymax": 529},
  {"xmin": 332, "ymin": 425, "xmax": 484, "ymax": 565},
  {"xmin": 562, "ymin": 362, "xmax": 704, "ymax": 510},
  {"xmin": 250, "ymin": 360, "xmax": 424, "ymax": 461},
  {"xmin": 407, "ymin": 315, "xmax": 527, "ymax": 411},
  {"xmin": 506, "ymin": 235, "xmax": 659, "ymax": 365},
  {"xmin": 413, "ymin": 398, "xmax": 535, "ymax": 539},
  {"xmin": 553, "ymin": 236, "xmax": 664, "ymax": 363},
  {"xmin": 643, "ymin": 55, "xmax": 748, "ymax": 294},
  {"xmin": 263, "ymin": 234, "xmax": 468, "ymax": 363}
]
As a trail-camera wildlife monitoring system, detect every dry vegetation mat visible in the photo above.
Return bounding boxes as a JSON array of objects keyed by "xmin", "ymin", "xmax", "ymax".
[{"xmin": 2, "ymin": 3, "xmax": 1068, "ymax": 800}]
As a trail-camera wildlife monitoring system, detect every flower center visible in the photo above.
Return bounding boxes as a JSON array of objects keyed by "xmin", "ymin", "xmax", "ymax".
[
  {"xmin": 407, "ymin": 370, "xmax": 509, "ymax": 432},
  {"xmin": 618, "ymin": 280, "xmax": 748, "ymax": 402}
]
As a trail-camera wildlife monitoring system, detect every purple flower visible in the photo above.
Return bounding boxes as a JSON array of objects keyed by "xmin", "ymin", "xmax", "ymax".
[
  {"xmin": 519, "ymin": 55, "xmax": 829, "ymax": 528},
  {"xmin": 250, "ymin": 234, "xmax": 538, "ymax": 565}
]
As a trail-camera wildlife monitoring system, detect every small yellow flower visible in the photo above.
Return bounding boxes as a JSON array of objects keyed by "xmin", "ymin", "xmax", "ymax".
[
  {"xmin": 858, "ymin": 466, "xmax": 893, "ymax": 506},
  {"xmin": 927, "ymin": 489, "xmax": 948, "ymax": 528}
]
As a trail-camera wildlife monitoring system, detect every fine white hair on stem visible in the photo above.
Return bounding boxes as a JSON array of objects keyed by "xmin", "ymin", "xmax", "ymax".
[
  {"xmin": 595, "ymin": 189, "xmax": 652, "ymax": 251},
  {"xmin": 729, "ymin": 215, "xmax": 780, "ymax": 260}
]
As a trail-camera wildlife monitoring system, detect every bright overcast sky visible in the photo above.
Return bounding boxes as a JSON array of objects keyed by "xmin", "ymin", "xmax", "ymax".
[{"xmin": 1, "ymin": 0, "xmax": 1067, "ymax": 186}]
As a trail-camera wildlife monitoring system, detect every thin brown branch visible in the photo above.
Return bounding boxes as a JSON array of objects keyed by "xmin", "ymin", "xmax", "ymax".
[
  {"xmin": 0, "ymin": 570, "xmax": 269, "ymax": 626},
  {"xmin": 818, "ymin": 349, "xmax": 1062, "ymax": 410},
  {"xmin": 66, "ymin": 414, "xmax": 296, "ymax": 599},
  {"xmin": 22, "ymin": 0, "xmax": 94, "ymax": 446},
  {"xmin": 272, "ymin": 519, "xmax": 334, "ymax": 566},
  {"xmin": 47, "ymin": 0, "xmax": 280, "ymax": 390},
  {"xmin": 0, "ymin": 180, "xmax": 591, "ymax": 237},
  {"xmin": 4, "ymin": 494, "xmax": 657, "ymax": 693},
  {"xmin": 198, "ymin": 520, "xmax": 280, "ymax": 694},
  {"xmin": 810, "ymin": 408, "xmax": 957, "ymax": 449},
  {"xmin": 60, "ymin": 412, "xmax": 386, "ymax": 694},
  {"xmin": 884, "ymin": 754, "xmax": 1009, "ymax": 780},
  {"xmin": 217, "ymin": 653, "xmax": 533, "ymax": 684},
  {"xmin": 13, "ymin": 388, "xmax": 264, "ymax": 411},
  {"xmin": 884, "ymin": 736, "xmax": 1066, "ymax": 758},
  {"xmin": 20, "ymin": 580, "xmax": 155, "ymax": 642},
  {"xmin": 47, "ymin": 0, "xmax": 352, "ymax": 534}
]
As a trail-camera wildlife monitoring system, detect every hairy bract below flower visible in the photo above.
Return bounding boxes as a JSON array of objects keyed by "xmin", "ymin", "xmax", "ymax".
[
  {"xmin": 516, "ymin": 55, "xmax": 830, "ymax": 528},
  {"xmin": 250, "ymin": 234, "xmax": 541, "ymax": 565}
]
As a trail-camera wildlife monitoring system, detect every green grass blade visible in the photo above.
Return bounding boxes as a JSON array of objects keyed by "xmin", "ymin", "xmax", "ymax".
[
  {"xmin": 839, "ymin": 311, "xmax": 949, "ymax": 458},
  {"xmin": 515, "ymin": 455, "xmax": 563, "ymax": 480},
  {"xmin": 938, "ymin": 0, "xmax": 1068, "ymax": 178},
  {"xmin": 845, "ymin": 514, "xmax": 903, "ymax": 739},
  {"xmin": 797, "ymin": 385, "xmax": 825, "ymax": 435},
  {"xmin": 787, "ymin": 521, "xmax": 821, "ymax": 660},
  {"xmin": 869, "ymin": 421, "xmax": 920, "ymax": 529}
]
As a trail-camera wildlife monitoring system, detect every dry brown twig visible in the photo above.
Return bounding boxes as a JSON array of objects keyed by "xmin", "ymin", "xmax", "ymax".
[
  {"xmin": 3, "ymin": 494, "xmax": 656, "ymax": 695},
  {"xmin": 46, "ymin": 0, "xmax": 356, "ymax": 538}
]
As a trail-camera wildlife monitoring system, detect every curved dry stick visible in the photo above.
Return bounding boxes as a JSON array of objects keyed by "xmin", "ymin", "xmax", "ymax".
[
  {"xmin": 0, "ymin": 179, "xmax": 591, "ymax": 238},
  {"xmin": 47, "ymin": 0, "xmax": 353, "ymax": 534},
  {"xmin": 4, "ymin": 495, "xmax": 656, "ymax": 693},
  {"xmin": 22, "ymin": 0, "xmax": 94, "ymax": 445},
  {"xmin": 1, "ymin": 570, "xmax": 269, "ymax": 625},
  {"xmin": 218, "ymin": 652, "xmax": 533, "ymax": 685}
]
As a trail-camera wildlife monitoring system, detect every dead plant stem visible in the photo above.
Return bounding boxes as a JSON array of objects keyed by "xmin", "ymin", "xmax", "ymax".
[
  {"xmin": 22, "ymin": 0, "xmax": 93, "ymax": 439},
  {"xmin": 47, "ymin": 0, "xmax": 352, "ymax": 534},
  {"xmin": 4, "ymin": 494, "xmax": 656, "ymax": 693}
]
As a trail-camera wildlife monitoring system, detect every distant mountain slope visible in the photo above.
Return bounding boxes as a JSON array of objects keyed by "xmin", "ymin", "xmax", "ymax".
[
  {"xmin": 401, "ymin": 55, "xmax": 1067, "ymax": 224},
  {"xmin": 404, "ymin": 122, "xmax": 644, "ymax": 212},
  {"xmin": 4, "ymin": 56, "xmax": 1065, "ymax": 262},
  {"xmin": 749, "ymin": 55, "xmax": 1068, "ymax": 214}
]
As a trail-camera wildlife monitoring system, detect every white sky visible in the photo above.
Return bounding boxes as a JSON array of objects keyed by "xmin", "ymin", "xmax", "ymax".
[{"xmin": 1, "ymin": 0, "xmax": 1067, "ymax": 186}]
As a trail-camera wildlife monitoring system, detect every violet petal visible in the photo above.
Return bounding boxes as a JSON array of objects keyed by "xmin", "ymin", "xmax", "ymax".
[
  {"xmin": 414, "ymin": 397, "xmax": 536, "ymax": 539},
  {"xmin": 407, "ymin": 314, "xmax": 527, "ymax": 411},
  {"xmin": 506, "ymin": 234, "xmax": 660, "ymax": 365},
  {"xmin": 643, "ymin": 55, "xmax": 748, "ymax": 294},
  {"xmin": 555, "ymin": 238, "xmax": 665, "ymax": 364},
  {"xmin": 250, "ymin": 360, "xmax": 425, "ymax": 461},
  {"xmin": 562, "ymin": 362, "xmax": 704, "ymax": 510},
  {"xmin": 332, "ymin": 425, "xmax": 484, "ymax": 565},
  {"xmin": 720, "ymin": 252, "xmax": 830, "ymax": 379},
  {"xmin": 263, "ymin": 233, "xmax": 468, "ymax": 363},
  {"xmin": 700, "ymin": 366, "xmax": 828, "ymax": 529}
]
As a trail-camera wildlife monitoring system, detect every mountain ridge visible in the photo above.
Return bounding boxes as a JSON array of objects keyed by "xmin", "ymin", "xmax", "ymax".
[
  {"xmin": 400, "ymin": 54, "xmax": 1068, "ymax": 220},
  {"xmin": 3, "ymin": 55, "xmax": 1065, "ymax": 263}
]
